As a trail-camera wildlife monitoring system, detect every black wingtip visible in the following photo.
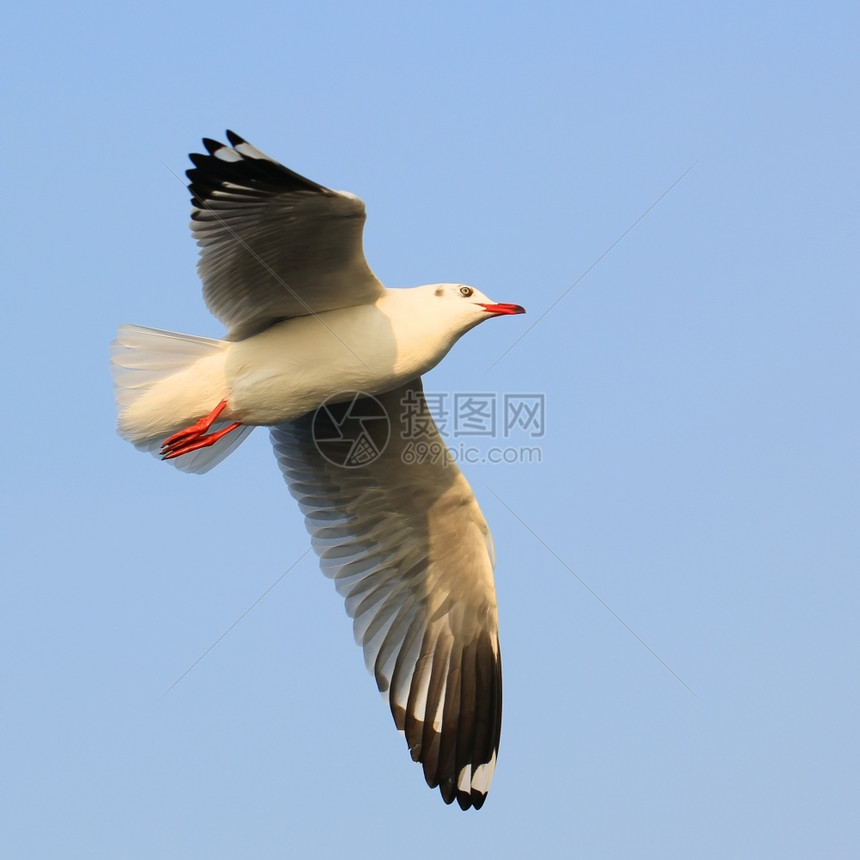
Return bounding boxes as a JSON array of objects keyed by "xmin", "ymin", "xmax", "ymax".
[
  {"xmin": 438, "ymin": 776, "xmax": 457, "ymax": 804},
  {"xmin": 188, "ymin": 152, "xmax": 208, "ymax": 168},
  {"xmin": 186, "ymin": 131, "xmax": 330, "ymax": 202},
  {"xmin": 451, "ymin": 786, "xmax": 488, "ymax": 810}
]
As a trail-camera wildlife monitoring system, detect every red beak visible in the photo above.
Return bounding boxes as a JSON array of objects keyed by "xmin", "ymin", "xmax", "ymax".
[{"xmin": 478, "ymin": 303, "xmax": 526, "ymax": 316}]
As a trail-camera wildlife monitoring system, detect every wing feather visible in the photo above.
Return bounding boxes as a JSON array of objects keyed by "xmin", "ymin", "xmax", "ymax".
[
  {"xmin": 270, "ymin": 379, "xmax": 502, "ymax": 809},
  {"xmin": 187, "ymin": 131, "xmax": 384, "ymax": 339}
]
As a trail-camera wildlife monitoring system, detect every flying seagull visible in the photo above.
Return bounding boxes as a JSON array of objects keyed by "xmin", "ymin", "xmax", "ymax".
[{"xmin": 111, "ymin": 131, "xmax": 525, "ymax": 809}]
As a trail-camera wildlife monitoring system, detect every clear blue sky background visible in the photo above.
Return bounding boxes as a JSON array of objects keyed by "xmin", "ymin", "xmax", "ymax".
[{"xmin": 3, "ymin": 2, "xmax": 858, "ymax": 857}]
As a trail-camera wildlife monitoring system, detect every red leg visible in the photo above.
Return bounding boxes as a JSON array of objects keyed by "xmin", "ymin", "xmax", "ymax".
[
  {"xmin": 162, "ymin": 400, "xmax": 229, "ymax": 448},
  {"xmin": 160, "ymin": 400, "xmax": 242, "ymax": 460}
]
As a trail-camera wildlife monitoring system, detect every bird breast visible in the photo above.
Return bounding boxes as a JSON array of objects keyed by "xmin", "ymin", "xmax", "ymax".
[{"xmin": 224, "ymin": 300, "xmax": 455, "ymax": 426}]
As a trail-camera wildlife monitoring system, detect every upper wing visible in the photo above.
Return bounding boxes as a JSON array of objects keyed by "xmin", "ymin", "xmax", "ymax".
[
  {"xmin": 270, "ymin": 380, "xmax": 502, "ymax": 810},
  {"xmin": 187, "ymin": 131, "xmax": 385, "ymax": 340}
]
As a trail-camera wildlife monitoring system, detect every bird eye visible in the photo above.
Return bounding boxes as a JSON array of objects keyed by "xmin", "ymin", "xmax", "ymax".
[{"xmin": 459, "ymin": 286, "xmax": 474, "ymax": 297}]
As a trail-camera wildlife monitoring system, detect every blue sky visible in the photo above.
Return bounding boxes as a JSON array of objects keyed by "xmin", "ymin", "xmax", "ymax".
[{"xmin": 3, "ymin": 1, "xmax": 859, "ymax": 857}]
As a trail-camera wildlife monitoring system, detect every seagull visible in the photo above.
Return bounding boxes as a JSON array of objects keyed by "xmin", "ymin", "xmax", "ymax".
[{"xmin": 111, "ymin": 131, "xmax": 525, "ymax": 809}]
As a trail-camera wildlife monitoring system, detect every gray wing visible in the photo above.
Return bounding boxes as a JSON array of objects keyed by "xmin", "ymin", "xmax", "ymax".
[
  {"xmin": 270, "ymin": 380, "xmax": 502, "ymax": 810},
  {"xmin": 187, "ymin": 131, "xmax": 384, "ymax": 340}
]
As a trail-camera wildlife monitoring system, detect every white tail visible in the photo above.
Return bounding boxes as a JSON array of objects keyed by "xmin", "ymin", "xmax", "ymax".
[{"xmin": 110, "ymin": 324, "xmax": 254, "ymax": 474}]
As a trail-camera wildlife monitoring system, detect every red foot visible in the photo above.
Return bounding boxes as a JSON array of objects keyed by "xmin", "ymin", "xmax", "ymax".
[{"xmin": 161, "ymin": 400, "xmax": 243, "ymax": 460}]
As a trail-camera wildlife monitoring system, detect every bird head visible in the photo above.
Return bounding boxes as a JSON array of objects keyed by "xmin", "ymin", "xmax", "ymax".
[{"xmin": 418, "ymin": 283, "xmax": 526, "ymax": 337}]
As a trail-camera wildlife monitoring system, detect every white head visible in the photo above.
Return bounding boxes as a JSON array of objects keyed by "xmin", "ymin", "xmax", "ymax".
[{"xmin": 409, "ymin": 283, "xmax": 526, "ymax": 338}]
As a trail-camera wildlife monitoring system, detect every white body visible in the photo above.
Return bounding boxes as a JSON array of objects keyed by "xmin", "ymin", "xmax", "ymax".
[{"xmin": 113, "ymin": 283, "xmax": 489, "ymax": 451}]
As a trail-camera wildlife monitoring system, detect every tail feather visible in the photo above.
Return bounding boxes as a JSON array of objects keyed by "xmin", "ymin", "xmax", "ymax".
[{"xmin": 111, "ymin": 323, "xmax": 254, "ymax": 474}]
